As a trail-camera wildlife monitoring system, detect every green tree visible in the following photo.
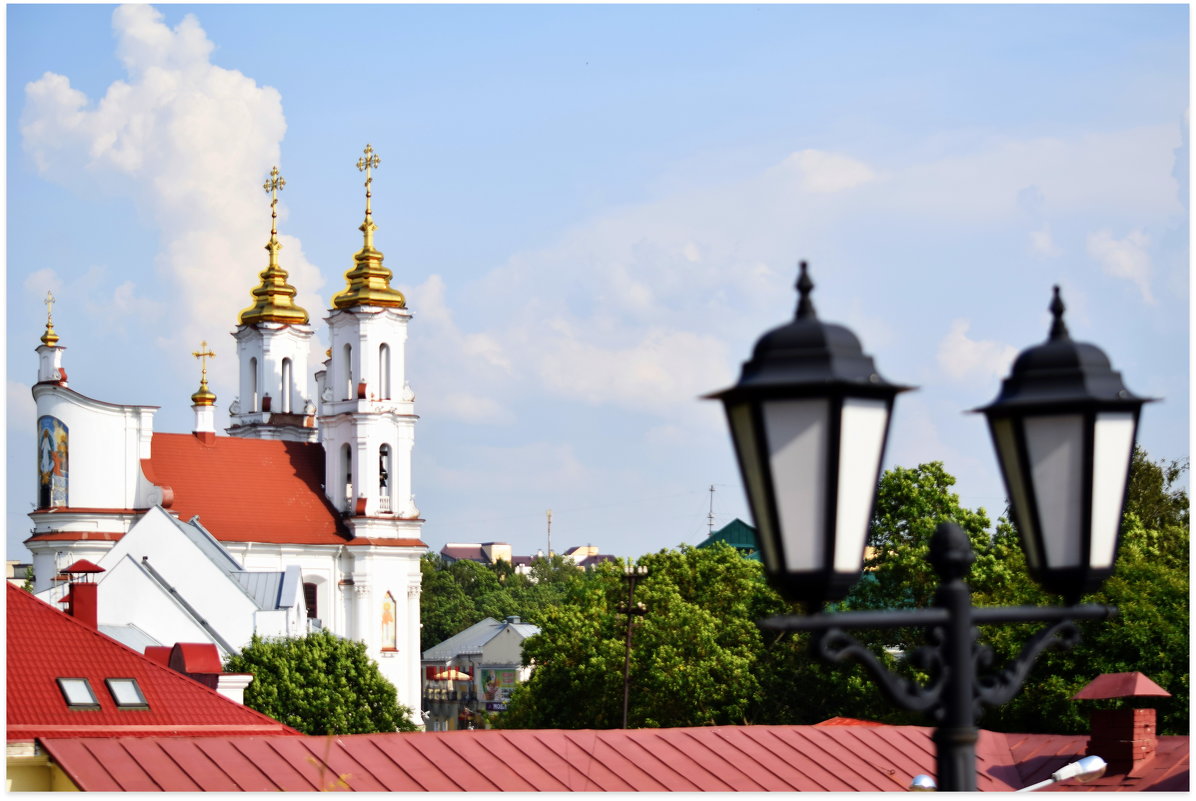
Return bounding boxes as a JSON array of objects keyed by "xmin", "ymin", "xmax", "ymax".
[
  {"xmin": 224, "ymin": 630, "xmax": 417, "ymax": 735},
  {"xmin": 499, "ymin": 544, "xmax": 778, "ymax": 729}
]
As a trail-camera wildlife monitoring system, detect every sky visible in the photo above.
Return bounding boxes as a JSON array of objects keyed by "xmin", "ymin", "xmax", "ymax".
[{"xmin": 6, "ymin": 4, "xmax": 1189, "ymax": 563}]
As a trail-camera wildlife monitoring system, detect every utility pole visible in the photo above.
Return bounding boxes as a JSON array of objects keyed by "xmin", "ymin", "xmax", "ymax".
[
  {"xmin": 707, "ymin": 484, "xmax": 716, "ymax": 534},
  {"xmin": 618, "ymin": 562, "xmax": 648, "ymax": 728},
  {"xmin": 546, "ymin": 509, "xmax": 553, "ymax": 558}
]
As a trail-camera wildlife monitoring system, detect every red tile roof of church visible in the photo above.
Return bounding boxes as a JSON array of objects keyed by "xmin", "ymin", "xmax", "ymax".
[
  {"xmin": 6, "ymin": 584, "xmax": 298, "ymax": 740},
  {"xmin": 144, "ymin": 433, "xmax": 351, "ymax": 545}
]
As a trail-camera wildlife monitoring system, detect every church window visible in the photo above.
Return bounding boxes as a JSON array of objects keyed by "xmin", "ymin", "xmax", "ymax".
[
  {"xmin": 343, "ymin": 344, "xmax": 354, "ymax": 400},
  {"xmin": 379, "ymin": 343, "xmax": 391, "ymax": 399},
  {"xmin": 281, "ymin": 358, "xmax": 293, "ymax": 413},
  {"xmin": 303, "ymin": 582, "xmax": 318, "ymax": 619},
  {"xmin": 381, "ymin": 592, "xmax": 397, "ymax": 651},
  {"xmin": 249, "ymin": 357, "xmax": 259, "ymax": 411},
  {"xmin": 379, "ymin": 444, "xmax": 392, "ymax": 512},
  {"xmin": 341, "ymin": 443, "xmax": 353, "ymax": 510}
]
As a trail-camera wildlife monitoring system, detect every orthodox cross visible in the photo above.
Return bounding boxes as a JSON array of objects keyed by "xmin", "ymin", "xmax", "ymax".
[
  {"xmin": 44, "ymin": 290, "xmax": 56, "ymax": 327},
  {"xmin": 263, "ymin": 166, "xmax": 286, "ymax": 238},
  {"xmin": 192, "ymin": 340, "xmax": 215, "ymax": 385},
  {"xmin": 357, "ymin": 144, "xmax": 381, "ymax": 216}
]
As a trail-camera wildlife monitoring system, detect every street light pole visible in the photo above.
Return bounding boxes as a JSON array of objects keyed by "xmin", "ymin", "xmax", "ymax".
[
  {"xmin": 709, "ymin": 263, "xmax": 1149, "ymax": 791},
  {"xmin": 618, "ymin": 563, "xmax": 648, "ymax": 728}
]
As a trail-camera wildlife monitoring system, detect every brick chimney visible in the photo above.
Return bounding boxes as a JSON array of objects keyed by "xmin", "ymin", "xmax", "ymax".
[
  {"xmin": 61, "ymin": 559, "xmax": 105, "ymax": 630},
  {"xmin": 1074, "ymin": 672, "xmax": 1171, "ymax": 767}
]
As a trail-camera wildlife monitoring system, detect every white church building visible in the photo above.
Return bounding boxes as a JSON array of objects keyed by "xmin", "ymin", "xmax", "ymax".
[{"xmin": 26, "ymin": 149, "xmax": 427, "ymax": 722}]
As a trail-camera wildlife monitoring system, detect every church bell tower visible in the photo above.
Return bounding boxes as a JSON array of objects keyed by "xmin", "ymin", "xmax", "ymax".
[
  {"xmin": 228, "ymin": 166, "xmax": 318, "ymax": 442},
  {"xmin": 316, "ymin": 145, "xmax": 420, "ymax": 538}
]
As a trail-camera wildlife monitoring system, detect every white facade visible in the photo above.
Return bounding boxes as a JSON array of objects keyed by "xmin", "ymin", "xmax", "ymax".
[{"xmin": 25, "ymin": 161, "xmax": 427, "ymax": 726}]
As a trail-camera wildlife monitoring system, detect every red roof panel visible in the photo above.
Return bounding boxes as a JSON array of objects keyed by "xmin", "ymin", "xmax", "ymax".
[
  {"xmin": 37, "ymin": 724, "xmax": 1191, "ymax": 792},
  {"xmin": 144, "ymin": 433, "xmax": 350, "ymax": 545},
  {"xmin": 5, "ymin": 584, "xmax": 298, "ymax": 740}
]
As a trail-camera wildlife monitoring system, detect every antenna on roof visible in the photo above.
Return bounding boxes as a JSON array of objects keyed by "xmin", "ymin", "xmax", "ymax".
[
  {"xmin": 546, "ymin": 509, "xmax": 553, "ymax": 558},
  {"xmin": 708, "ymin": 484, "xmax": 716, "ymax": 534}
]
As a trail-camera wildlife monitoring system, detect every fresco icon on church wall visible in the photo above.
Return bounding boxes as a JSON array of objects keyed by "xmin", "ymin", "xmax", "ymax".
[
  {"xmin": 381, "ymin": 592, "xmax": 397, "ymax": 651},
  {"xmin": 37, "ymin": 416, "xmax": 68, "ymax": 508}
]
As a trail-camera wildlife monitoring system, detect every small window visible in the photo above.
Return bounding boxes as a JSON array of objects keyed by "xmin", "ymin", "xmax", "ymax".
[
  {"xmin": 57, "ymin": 677, "xmax": 100, "ymax": 709},
  {"xmin": 303, "ymin": 582, "xmax": 318, "ymax": 619},
  {"xmin": 105, "ymin": 678, "xmax": 149, "ymax": 709}
]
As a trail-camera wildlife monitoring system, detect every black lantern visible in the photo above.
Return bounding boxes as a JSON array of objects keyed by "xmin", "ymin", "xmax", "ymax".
[
  {"xmin": 976, "ymin": 286, "xmax": 1151, "ymax": 602},
  {"xmin": 708, "ymin": 262, "xmax": 911, "ymax": 606}
]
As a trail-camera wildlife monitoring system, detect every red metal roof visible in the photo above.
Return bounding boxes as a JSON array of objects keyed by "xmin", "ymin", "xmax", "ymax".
[
  {"xmin": 1073, "ymin": 672, "xmax": 1172, "ymax": 700},
  {"xmin": 143, "ymin": 433, "xmax": 352, "ymax": 545},
  {"xmin": 1005, "ymin": 731, "xmax": 1189, "ymax": 791},
  {"xmin": 6, "ymin": 584, "xmax": 298, "ymax": 740},
  {"xmin": 61, "ymin": 559, "xmax": 105, "ymax": 573},
  {"xmin": 38, "ymin": 724, "xmax": 1188, "ymax": 792}
]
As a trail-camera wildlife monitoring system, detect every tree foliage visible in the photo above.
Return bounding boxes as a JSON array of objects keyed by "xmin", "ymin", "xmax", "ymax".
[
  {"xmin": 420, "ymin": 451, "xmax": 1187, "ymax": 735},
  {"xmin": 499, "ymin": 545, "xmax": 779, "ymax": 729},
  {"xmin": 224, "ymin": 630, "xmax": 417, "ymax": 735}
]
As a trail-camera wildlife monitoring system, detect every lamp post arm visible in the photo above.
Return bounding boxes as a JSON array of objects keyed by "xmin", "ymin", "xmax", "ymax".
[
  {"xmin": 975, "ymin": 619, "xmax": 1081, "ymax": 708},
  {"xmin": 814, "ymin": 628, "xmax": 942, "ymax": 714}
]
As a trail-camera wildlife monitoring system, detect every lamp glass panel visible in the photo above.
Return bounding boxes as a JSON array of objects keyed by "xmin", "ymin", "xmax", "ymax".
[
  {"xmin": 728, "ymin": 402, "xmax": 779, "ymax": 572},
  {"xmin": 763, "ymin": 399, "xmax": 828, "ymax": 574},
  {"xmin": 991, "ymin": 417, "xmax": 1040, "ymax": 569},
  {"xmin": 833, "ymin": 397, "xmax": 888, "ymax": 573},
  {"xmin": 1025, "ymin": 414, "xmax": 1084, "ymax": 570},
  {"xmin": 1090, "ymin": 411, "xmax": 1135, "ymax": 569}
]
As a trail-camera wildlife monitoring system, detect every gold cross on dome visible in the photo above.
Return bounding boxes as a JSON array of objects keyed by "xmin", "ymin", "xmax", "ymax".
[
  {"xmin": 262, "ymin": 166, "xmax": 286, "ymax": 237},
  {"xmin": 44, "ymin": 291, "xmax": 56, "ymax": 325},
  {"xmin": 192, "ymin": 340, "xmax": 215, "ymax": 382},
  {"xmin": 356, "ymin": 144, "xmax": 381, "ymax": 186}
]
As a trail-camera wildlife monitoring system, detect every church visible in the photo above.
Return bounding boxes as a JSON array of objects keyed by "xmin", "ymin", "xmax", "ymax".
[{"xmin": 25, "ymin": 146, "xmax": 427, "ymax": 721}]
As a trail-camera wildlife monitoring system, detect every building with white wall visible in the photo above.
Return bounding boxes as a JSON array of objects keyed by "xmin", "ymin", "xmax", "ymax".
[{"xmin": 24, "ymin": 150, "xmax": 427, "ymax": 723}]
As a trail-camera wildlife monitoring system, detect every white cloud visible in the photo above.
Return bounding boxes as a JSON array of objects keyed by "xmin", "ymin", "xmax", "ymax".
[
  {"xmin": 780, "ymin": 149, "xmax": 877, "ymax": 193},
  {"xmin": 1087, "ymin": 229, "xmax": 1154, "ymax": 304},
  {"xmin": 20, "ymin": 4, "xmax": 318, "ymax": 390},
  {"xmin": 23, "ymin": 269, "xmax": 63, "ymax": 297},
  {"xmin": 1029, "ymin": 227, "xmax": 1062, "ymax": 257},
  {"xmin": 936, "ymin": 319, "xmax": 1017, "ymax": 384},
  {"xmin": 439, "ymin": 393, "xmax": 515, "ymax": 425}
]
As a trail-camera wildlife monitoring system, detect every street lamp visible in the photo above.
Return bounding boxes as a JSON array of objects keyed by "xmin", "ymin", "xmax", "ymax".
[
  {"xmin": 618, "ymin": 562, "xmax": 648, "ymax": 729},
  {"xmin": 709, "ymin": 264, "xmax": 1149, "ymax": 791},
  {"xmin": 706, "ymin": 262, "xmax": 910, "ymax": 605}
]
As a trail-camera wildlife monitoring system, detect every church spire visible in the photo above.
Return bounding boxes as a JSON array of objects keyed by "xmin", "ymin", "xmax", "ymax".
[
  {"xmin": 41, "ymin": 290, "xmax": 60, "ymax": 347},
  {"xmin": 330, "ymin": 144, "xmax": 406, "ymax": 310},
  {"xmin": 238, "ymin": 166, "xmax": 310, "ymax": 326}
]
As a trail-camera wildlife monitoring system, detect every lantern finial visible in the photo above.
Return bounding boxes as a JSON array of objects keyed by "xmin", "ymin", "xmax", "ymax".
[
  {"xmin": 795, "ymin": 261, "xmax": 816, "ymax": 320},
  {"xmin": 1048, "ymin": 285, "xmax": 1069, "ymax": 341}
]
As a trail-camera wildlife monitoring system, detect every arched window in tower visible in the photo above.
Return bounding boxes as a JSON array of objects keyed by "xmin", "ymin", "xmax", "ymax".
[
  {"xmin": 341, "ymin": 443, "xmax": 353, "ymax": 512},
  {"xmin": 281, "ymin": 358, "xmax": 293, "ymax": 413},
  {"xmin": 249, "ymin": 357, "xmax": 259, "ymax": 411},
  {"xmin": 381, "ymin": 592, "xmax": 397, "ymax": 651},
  {"xmin": 343, "ymin": 344, "xmax": 353, "ymax": 400},
  {"xmin": 379, "ymin": 343, "xmax": 392, "ymax": 399},
  {"xmin": 379, "ymin": 444, "xmax": 392, "ymax": 513}
]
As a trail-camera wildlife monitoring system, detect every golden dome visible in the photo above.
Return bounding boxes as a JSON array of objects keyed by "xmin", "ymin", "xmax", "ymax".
[
  {"xmin": 331, "ymin": 145, "xmax": 406, "ymax": 310},
  {"xmin": 239, "ymin": 166, "xmax": 310, "ymax": 326},
  {"xmin": 191, "ymin": 341, "xmax": 217, "ymax": 406},
  {"xmin": 40, "ymin": 290, "xmax": 59, "ymax": 346}
]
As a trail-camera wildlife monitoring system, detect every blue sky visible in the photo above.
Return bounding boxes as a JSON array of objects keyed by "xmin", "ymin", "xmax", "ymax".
[{"xmin": 7, "ymin": 4, "xmax": 1189, "ymax": 562}]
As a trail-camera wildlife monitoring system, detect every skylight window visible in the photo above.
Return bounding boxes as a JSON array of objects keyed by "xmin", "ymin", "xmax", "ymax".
[
  {"xmin": 56, "ymin": 677, "xmax": 100, "ymax": 709},
  {"xmin": 105, "ymin": 678, "xmax": 149, "ymax": 709}
]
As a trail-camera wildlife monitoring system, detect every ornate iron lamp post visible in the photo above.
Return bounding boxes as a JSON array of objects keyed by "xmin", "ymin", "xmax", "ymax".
[{"xmin": 708, "ymin": 264, "xmax": 1150, "ymax": 791}]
